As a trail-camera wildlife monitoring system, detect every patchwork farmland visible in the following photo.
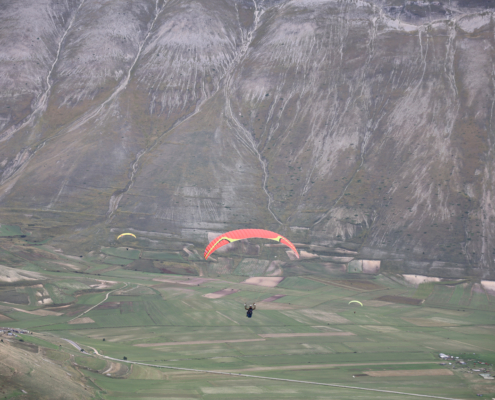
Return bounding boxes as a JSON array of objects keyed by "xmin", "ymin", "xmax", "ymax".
[{"xmin": 0, "ymin": 240, "xmax": 493, "ymax": 399}]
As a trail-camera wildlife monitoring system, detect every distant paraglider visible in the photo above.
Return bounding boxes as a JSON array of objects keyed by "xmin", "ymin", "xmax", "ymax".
[
  {"xmin": 349, "ymin": 300, "xmax": 363, "ymax": 306},
  {"xmin": 204, "ymin": 229, "xmax": 299, "ymax": 260},
  {"xmin": 117, "ymin": 233, "xmax": 137, "ymax": 240},
  {"xmin": 245, "ymin": 303, "xmax": 256, "ymax": 318}
]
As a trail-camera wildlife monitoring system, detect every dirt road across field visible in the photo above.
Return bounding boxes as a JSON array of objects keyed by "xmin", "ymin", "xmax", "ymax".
[
  {"xmin": 366, "ymin": 369, "xmax": 453, "ymax": 377},
  {"xmin": 135, "ymin": 338, "xmax": 265, "ymax": 347},
  {"xmin": 258, "ymin": 332, "xmax": 354, "ymax": 338},
  {"xmin": 229, "ymin": 361, "xmax": 445, "ymax": 373}
]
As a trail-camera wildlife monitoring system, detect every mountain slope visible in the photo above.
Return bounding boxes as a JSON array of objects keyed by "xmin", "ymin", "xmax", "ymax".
[{"xmin": 0, "ymin": 0, "xmax": 494, "ymax": 278}]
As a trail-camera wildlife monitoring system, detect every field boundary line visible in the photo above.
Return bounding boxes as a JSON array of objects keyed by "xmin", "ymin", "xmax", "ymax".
[
  {"xmin": 135, "ymin": 338, "xmax": 265, "ymax": 347},
  {"xmin": 80, "ymin": 344, "xmax": 466, "ymax": 400},
  {"xmin": 223, "ymin": 361, "xmax": 441, "ymax": 373},
  {"xmin": 216, "ymin": 311, "xmax": 240, "ymax": 325}
]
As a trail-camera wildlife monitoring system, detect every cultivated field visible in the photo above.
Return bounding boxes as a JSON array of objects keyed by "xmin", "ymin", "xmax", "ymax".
[{"xmin": 0, "ymin": 239, "xmax": 493, "ymax": 399}]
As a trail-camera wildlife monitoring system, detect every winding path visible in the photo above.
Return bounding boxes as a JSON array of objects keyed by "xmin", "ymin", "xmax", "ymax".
[
  {"xmin": 68, "ymin": 283, "xmax": 128, "ymax": 323},
  {"xmin": 62, "ymin": 338, "xmax": 84, "ymax": 352}
]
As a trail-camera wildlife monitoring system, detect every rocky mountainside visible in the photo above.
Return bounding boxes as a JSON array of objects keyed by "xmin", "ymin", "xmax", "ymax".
[{"xmin": 0, "ymin": 0, "xmax": 494, "ymax": 278}]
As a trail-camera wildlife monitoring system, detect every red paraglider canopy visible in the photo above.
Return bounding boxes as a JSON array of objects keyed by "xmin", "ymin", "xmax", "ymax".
[{"xmin": 204, "ymin": 229, "xmax": 299, "ymax": 260}]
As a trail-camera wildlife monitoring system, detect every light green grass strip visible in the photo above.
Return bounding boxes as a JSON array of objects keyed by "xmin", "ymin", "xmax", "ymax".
[{"xmin": 0, "ymin": 225, "xmax": 23, "ymax": 236}]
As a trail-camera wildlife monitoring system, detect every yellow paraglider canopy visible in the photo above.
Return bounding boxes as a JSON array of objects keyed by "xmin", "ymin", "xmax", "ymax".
[
  {"xmin": 117, "ymin": 233, "xmax": 137, "ymax": 240},
  {"xmin": 349, "ymin": 300, "xmax": 363, "ymax": 306}
]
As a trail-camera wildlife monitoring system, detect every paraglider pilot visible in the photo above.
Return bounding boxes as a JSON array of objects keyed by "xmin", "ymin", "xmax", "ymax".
[{"xmin": 244, "ymin": 303, "xmax": 256, "ymax": 318}]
